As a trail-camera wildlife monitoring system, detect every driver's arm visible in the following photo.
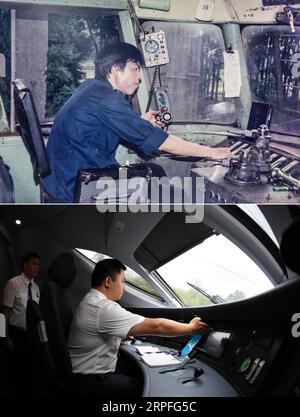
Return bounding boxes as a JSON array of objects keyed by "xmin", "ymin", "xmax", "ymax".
[
  {"xmin": 159, "ymin": 134, "xmax": 231, "ymax": 160},
  {"xmin": 128, "ymin": 317, "xmax": 209, "ymax": 337}
]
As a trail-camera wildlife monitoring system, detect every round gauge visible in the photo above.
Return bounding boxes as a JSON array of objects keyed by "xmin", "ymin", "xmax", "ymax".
[{"xmin": 145, "ymin": 39, "xmax": 159, "ymax": 54}]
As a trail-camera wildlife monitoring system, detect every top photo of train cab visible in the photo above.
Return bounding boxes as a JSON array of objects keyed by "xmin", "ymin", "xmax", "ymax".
[{"xmin": 0, "ymin": 0, "xmax": 300, "ymax": 204}]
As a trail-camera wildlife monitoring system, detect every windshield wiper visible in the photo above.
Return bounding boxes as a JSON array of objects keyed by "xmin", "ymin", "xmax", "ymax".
[{"xmin": 187, "ymin": 282, "xmax": 225, "ymax": 304}]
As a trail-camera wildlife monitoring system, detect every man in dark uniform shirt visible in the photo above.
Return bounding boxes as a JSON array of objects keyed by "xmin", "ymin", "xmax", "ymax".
[{"xmin": 43, "ymin": 42, "xmax": 230, "ymax": 202}]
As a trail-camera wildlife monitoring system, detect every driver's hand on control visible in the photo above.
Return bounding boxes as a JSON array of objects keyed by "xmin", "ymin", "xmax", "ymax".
[
  {"xmin": 209, "ymin": 147, "xmax": 232, "ymax": 160},
  {"xmin": 189, "ymin": 317, "xmax": 210, "ymax": 335},
  {"xmin": 142, "ymin": 110, "xmax": 165, "ymax": 129}
]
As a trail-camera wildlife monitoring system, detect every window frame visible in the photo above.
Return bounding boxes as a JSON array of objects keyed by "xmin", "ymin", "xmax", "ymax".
[
  {"xmin": 0, "ymin": 5, "xmax": 124, "ymax": 134},
  {"xmin": 141, "ymin": 20, "xmax": 237, "ymax": 126},
  {"xmin": 74, "ymin": 248, "xmax": 164, "ymax": 301}
]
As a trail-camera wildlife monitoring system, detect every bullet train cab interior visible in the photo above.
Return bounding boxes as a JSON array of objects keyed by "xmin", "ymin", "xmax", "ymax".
[{"xmin": 0, "ymin": 204, "xmax": 299, "ymax": 397}]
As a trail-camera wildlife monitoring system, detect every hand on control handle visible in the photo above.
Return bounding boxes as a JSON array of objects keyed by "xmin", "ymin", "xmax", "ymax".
[
  {"xmin": 189, "ymin": 316, "xmax": 210, "ymax": 335},
  {"xmin": 208, "ymin": 147, "xmax": 232, "ymax": 161}
]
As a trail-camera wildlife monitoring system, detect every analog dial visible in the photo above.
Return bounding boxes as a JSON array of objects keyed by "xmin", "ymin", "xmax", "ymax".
[{"xmin": 145, "ymin": 39, "xmax": 159, "ymax": 54}]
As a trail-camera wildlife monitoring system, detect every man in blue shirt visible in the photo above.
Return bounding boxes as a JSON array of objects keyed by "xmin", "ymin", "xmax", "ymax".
[{"xmin": 43, "ymin": 42, "xmax": 230, "ymax": 202}]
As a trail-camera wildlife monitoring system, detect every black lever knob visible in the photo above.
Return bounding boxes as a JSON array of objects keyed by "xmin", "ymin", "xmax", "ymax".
[{"xmin": 193, "ymin": 367, "xmax": 204, "ymax": 379}]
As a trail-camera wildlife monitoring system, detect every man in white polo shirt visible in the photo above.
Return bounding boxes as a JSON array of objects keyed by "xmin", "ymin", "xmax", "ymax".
[
  {"xmin": 2, "ymin": 251, "xmax": 40, "ymax": 352},
  {"xmin": 68, "ymin": 258, "xmax": 209, "ymax": 397}
]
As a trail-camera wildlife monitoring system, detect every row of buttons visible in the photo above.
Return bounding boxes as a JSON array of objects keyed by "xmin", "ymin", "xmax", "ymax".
[
  {"xmin": 207, "ymin": 190, "xmax": 228, "ymax": 203},
  {"xmin": 239, "ymin": 356, "xmax": 266, "ymax": 384}
]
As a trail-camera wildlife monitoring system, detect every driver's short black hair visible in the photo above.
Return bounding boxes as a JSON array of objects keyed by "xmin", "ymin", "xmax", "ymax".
[
  {"xmin": 91, "ymin": 258, "xmax": 126, "ymax": 287},
  {"xmin": 95, "ymin": 42, "xmax": 143, "ymax": 80}
]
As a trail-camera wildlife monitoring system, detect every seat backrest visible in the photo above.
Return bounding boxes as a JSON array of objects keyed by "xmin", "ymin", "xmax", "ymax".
[
  {"xmin": 40, "ymin": 253, "xmax": 77, "ymax": 379},
  {"xmin": 26, "ymin": 300, "xmax": 58, "ymax": 394},
  {"xmin": 0, "ymin": 156, "xmax": 15, "ymax": 203},
  {"xmin": 12, "ymin": 79, "xmax": 50, "ymax": 183}
]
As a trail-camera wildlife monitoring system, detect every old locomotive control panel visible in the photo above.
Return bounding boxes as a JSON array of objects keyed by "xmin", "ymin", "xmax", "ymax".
[
  {"xmin": 140, "ymin": 30, "xmax": 170, "ymax": 68},
  {"xmin": 190, "ymin": 125, "xmax": 300, "ymax": 203}
]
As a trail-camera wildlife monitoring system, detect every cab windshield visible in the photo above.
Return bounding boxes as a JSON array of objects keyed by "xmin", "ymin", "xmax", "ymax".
[
  {"xmin": 142, "ymin": 21, "xmax": 236, "ymax": 125},
  {"xmin": 157, "ymin": 234, "xmax": 274, "ymax": 308},
  {"xmin": 156, "ymin": 207, "xmax": 277, "ymax": 308}
]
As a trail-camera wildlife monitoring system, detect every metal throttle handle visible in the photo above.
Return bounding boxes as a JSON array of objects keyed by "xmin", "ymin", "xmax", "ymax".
[{"xmin": 273, "ymin": 168, "xmax": 300, "ymax": 190}]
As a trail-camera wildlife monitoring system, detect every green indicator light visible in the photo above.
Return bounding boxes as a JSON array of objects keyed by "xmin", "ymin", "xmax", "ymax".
[{"xmin": 239, "ymin": 357, "xmax": 252, "ymax": 373}]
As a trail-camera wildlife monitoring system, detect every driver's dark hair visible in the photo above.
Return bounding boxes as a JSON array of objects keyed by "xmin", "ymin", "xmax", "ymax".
[
  {"xmin": 95, "ymin": 42, "xmax": 143, "ymax": 80},
  {"xmin": 91, "ymin": 258, "xmax": 126, "ymax": 287}
]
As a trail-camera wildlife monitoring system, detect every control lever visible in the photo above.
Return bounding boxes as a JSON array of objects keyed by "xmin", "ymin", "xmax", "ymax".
[
  {"xmin": 276, "ymin": 6, "xmax": 300, "ymax": 32},
  {"xmin": 284, "ymin": 6, "xmax": 296, "ymax": 33},
  {"xmin": 193, "ymin": 367, "xmax": 204, "ymax": 379},
  {"xmin": 221, "ymin": 157, "xmax": 232, "ymax": 168},
  {"xmin": 159, "ymin": 348, "xmax": 199, "ymax": 374},
  {"xmin": 181, "ymin": 367, "xmax": 204, "ymax": 384},
  {"xmin": 272, "ymin": 168, "xmax": 300, "ymax": 190}
]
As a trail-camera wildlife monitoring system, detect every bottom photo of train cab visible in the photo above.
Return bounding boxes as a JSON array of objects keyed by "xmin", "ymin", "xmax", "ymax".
[{"xmin": 0, "ymin": 204, "xmax": 299, "ymax": 398}]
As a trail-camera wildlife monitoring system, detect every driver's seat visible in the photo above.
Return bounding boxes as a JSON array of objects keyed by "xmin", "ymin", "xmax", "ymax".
[{"xmin": 12, "ymin": 79, "xmax": 51, "ymax": 201}]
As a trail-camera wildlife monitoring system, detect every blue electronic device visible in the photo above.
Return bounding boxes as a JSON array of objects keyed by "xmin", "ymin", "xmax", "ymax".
[{"xmin": 181, "ymin": 335, "xmax": 202, "ymax": 357}]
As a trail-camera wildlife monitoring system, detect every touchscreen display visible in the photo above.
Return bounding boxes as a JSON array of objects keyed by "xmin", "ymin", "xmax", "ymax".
[
  {"xmin": 200, "ymin": 331, "xmax": 231, "ymax": 358},
  {"xmin": 181, "ymin": 335, "xmax": 202, "ymax": 357}
]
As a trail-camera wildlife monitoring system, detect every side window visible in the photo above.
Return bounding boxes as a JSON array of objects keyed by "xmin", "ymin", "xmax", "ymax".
[
  {"xmin": 0, "ymin": 8, "xmax": 121, "ymax": 133},
  {"xmin": 46, "ymin": 14, "xmax": 119, "ymax": 118},
  {"xmin": 0, "ymin": 8, "xmax": 10, "ymax": 133},
  {"xmin": 243, "ymin": 26, "xmax": 300, "ymax": 136},
  {"xmin": 75, "ymin": 249, "xmax": 160, "ymax": 298}
]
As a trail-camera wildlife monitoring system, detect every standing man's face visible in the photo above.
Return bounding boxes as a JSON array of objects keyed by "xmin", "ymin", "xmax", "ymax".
[
  {"xmin": 110, "ymin": 61, "xmax": 141, "ymax": 96},
  {"xmin": 23, "ymin": 257, "xmax": 40, "ymax": 279}
]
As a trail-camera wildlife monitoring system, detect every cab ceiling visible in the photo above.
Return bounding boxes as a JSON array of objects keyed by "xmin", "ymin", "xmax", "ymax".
[
  {"xmin": 0, "ymin": 207, "xmax": 216, "ymax": 269},
  {"xmin": 134, "ymin": 211, "xmax": 215, "ymax": 271},
  {"xmin": 0, "ymin": 205, "xmax": 293, "ymax": 277},
  {"xmin": 0, "ymin": 206, "xmax": 110, "ymax": 253},
  {"xmin": 0, "ymin": 2, "xmax": 123, "ymax": 16}
]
